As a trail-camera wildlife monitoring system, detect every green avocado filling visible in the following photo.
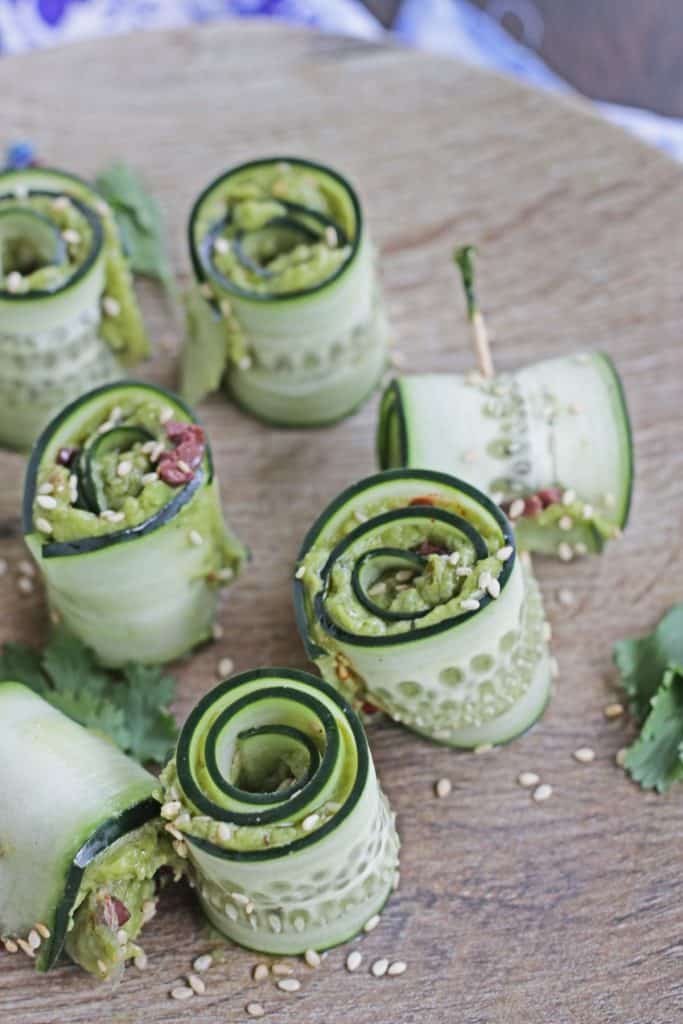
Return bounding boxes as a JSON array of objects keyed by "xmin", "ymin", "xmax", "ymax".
[
  {"xmin": 64, "ymin": 821, "xmax": 180, "ymax": 981},
  {"xmin": 515, "ymin": 496, "xmax": 619, "ymax": 558},
  {"xmin": 0, "ymin": 194, "xmax": 93, "ymax": 293},
  {"xmin": 194, "ymin": 161, "xmax": 358, "ymax": 297}
]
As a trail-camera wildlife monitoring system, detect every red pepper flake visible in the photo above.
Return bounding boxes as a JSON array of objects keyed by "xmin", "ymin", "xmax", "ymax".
[
  {"xmin": 362, "ymin": 702, "xmax": 379, "ymax": 715},
  {"xmin": 157, "ymin": 421, "xmax": 205, "ymax": 486},
  {"xmin": 501, "ymin": 486, "xmax": 563, "ymax": 519},
  {"xmin": 409, "ymin": 495, "xmax": 437, "ymax": 506},
  {"xmin": 56, "ymin": 446, "xmax": 79, "ymax": 467},
  {"xmin": 537, "ymin": 487, "xmax": 563, "ymax": 509},
  {"xmin": 414, "ymin": 540, "xmax": 450, "ymax": 557}
]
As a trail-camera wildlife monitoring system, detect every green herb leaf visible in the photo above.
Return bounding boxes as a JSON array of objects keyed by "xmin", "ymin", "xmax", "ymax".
[
  {"xmin": 614, "ymin": 604, "xmax": 683, "ymax": 722},
  {"xmin": 0, "ymin": 632, "xmax": 178, "ymax": 765},
  {"xmin": 95, "ymin": 162, "xmax": 174, "ymax": 288},
  {"xmin": 624, "ymin": 666, "xmax": 683, "ymax": 793}
]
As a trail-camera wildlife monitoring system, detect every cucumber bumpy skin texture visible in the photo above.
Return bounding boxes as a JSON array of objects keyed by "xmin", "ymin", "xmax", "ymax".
[
  {"xmin": 23, "ymin": 380, "xmax": 247, "ymax": 667},
  {"xmin": 0, "ymin": 682, "xmax": 165, "ymax": 977},
  {"xmin": 160, "ymin": 669, "xmax": 400, "ymax": 955},
  {"xmin": 294, "ymin": 470, "xmax": 552, "ymax": 749},
  {"xmin": 0, "ymin": 168, "xmax": 150, "ymax": 451},
  {"xmin": 377, "ymin": 351, "xmax": 633, "ymax": 559},
  {"xmin": 182, "ymin": 157, "xmax": 391, "ymax": 427}
]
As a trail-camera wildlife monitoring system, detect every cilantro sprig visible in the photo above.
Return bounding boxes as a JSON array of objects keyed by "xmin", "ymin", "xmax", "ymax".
[
  {"xmin": 614, "ymin": 604, "xmax": 683, "ymax": 792},
  {"xmin": 0, "ymin": 632, "xmax": 178, "ymax": 765}
]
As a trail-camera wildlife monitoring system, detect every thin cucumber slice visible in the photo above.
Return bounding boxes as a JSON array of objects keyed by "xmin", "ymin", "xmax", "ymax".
[
  {"xmin": 0, "ymin": 682, "xmax": 162, "ymax": 974},
  {"xmin": 294, "ymin": 469, "xmax": 552, "ymax": 748},
  {"xmin": 0, "ymin": 167, "xmax": 150, "ymax": 451},
  {"xmin": 23, "ymin": 380, "xmax": 247, "ymax": 666},
  {"xmin": 183, "ymin": 156, "xmax": 391, "ymax": 425},
  {"xmin": 377, "ymin": 351, "xmax": 633, "ymax": 558},
  {"xmin": 161, "ymin": 668, "xmax": 399, "ymax": 955}
]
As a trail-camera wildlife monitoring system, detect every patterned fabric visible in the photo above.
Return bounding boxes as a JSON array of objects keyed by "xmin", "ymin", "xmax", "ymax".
[{"xmin": 2, "ymin": 0, "xmax": 682, "ymax": 163}]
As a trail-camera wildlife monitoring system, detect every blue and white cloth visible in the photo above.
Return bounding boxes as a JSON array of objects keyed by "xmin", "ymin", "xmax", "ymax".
[{"xmin": 2, "ymin": 0, "xmax": 682, "ymax": 163}]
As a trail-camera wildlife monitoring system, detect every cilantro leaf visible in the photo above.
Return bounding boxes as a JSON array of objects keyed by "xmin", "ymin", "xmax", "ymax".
[
  {"xmin": 0, "ymin": 632, "xmax": 178, "ymax": 765},
  {"xmin": 613, "ymin": 604, "xmax": 683, "ymax": 722},
  {"xmin": 95, "ymin": 162, "xmax": 174, "ymax": 288},
  {"xmin": 624, "ymin": 666, "xmax": 683, "ymax": 793}
]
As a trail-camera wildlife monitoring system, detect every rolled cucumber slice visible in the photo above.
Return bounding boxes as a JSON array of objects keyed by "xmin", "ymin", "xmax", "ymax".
[
  {"xmin": 183, "ymin": 156, "xmax": 391, "ymax": 426},
  {"xmin": 23, "ymin": 380, "xmax": 247, "ymax": 666},
  {"xmin": 0, "ymin": 682, "xmax": 168, "ymax": 976},
  {"xmin": 0, "ymin": 167, "xmax": 150, "ymax": 451},
  {"xmin": 378, "ymin": 351, "xmax": 633, "ymax": 558},
  {"xmin": 294, "ymin": 470, "xmax": 552, "ymax": 748},
  {"xmin": 160, "ymin": 668, "xmax": 400, "ymax": 954}
]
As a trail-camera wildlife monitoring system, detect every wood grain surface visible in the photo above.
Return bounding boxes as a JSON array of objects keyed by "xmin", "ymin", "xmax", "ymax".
[{"xmin": 1, "ymin": 21, "xmax": 682, "ymax": 1024}]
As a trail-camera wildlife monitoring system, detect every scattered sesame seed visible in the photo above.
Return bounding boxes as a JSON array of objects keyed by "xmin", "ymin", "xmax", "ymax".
[
  {"xmin": 508, "ymin": 499, "xmax": 525, "ymax": 519},
  {"xmin": 557, "ymin": 587, "xmax": 575, "ymax": 607},
  {"xmin": 134, "ymin": 952, "xmax": 148, "ymax": 970},
  {"xmin": 558, "ymin": 515, "xmax": 573, "ymax": 531},
  {"xmin": 304, "ymin": 949, "xmax": 321, "ymax": 968},
  {"xmin": 38, "ymin": 482, "xmax": 54, "ymax": 495},
  {"xmin": 246, "ymin": 1002, "xmax": 265, "ymax": 1018},
  {"xmin": 573, "ymin": 747, "xmax": 595, "ymax": 764},
  {"xmin": 52, "ymin": 195, "xmax": 71, "ymax": 211},
  {"xmin": 101, "ymin": 509, "xmax": 125, "ymax": 523},
  {"xmin": 17, "ymin": 938, "xmax": 35, "ymax": 958},
  {"xmin": 238, "ymin": 356, "xmax": 252, "ymax": 371},
  {"xmin": 582, "ymin": 505, "xmax": 594, "ymax": 520},
  {"xmin": 369, "ymin": 581, "xmax": 387, "ymax": 597},
  {"xmin": 17, "ymin": 559, "xmax": 35, "ymax": 577},
  {"xmin": 302, "ymin": 813, "xmax": 320, "ymax": 833},
  {"xmin": 388, "ymin": 960, "xmax": 407, "ymax": 976},
  {"xmin": 117, "ymin": 929, "xmax": 128, "ymax": 946},
  {"xmin": 214, "ymin": 237, "xmax": 230, "ymax": 255},
  {"xmin": 36, "ymin": 494, "xmax": 57, "ymax": 510},
  {"xmin": 6, "ymin": 271, "xmax": 23, "ymax": 293},
  {"xmin": 17, "ymin": 576, "xmax": 34, "ymax": 595},
  {"xmin": 346, "ymin": 950, "xmax": 363, "ymax": 972},
  {"xmin": 141, "ymin": 472, "xmax": 158, "ymax": 485},
  {"xmin": 456, "ymin": 566, "xmax": 472, "ymax": 577},
  {"xmin": 95, "ymin": 199, "xmax": 110, "ymax": 217},
  {"xmin": 189, "ymin": 529, "xmax": 203, "ymax": 546},
  {"xmin": 102, "ymin": 295, "xmax": 120, "ymax": 317},
  {"xmin": 188, "ymin": 973, "xmax": 205, "ymax": 995},
  {"xmin": 217, "ymin": 823, "xmax": 233, "ymax": 843},
  {"xmin": 478, "ymin": 571, "xmax": 492, "ymax": 589},
  {"xmin": 170, "ymin": 986, "xmax": 194, "ymax": 1001},
  {"xmin": 277, "ymin": 978, "xmax": 301, "ymax": 993},
  {"xmin": 487, "ymin": 577, "xmax": 501, "ymax": 599},
  {"xmin": 616, "ymin": 747, "xmax": 628, "ymax": 768},
  {"xmin": 532, "ymin": 783, "xmax": 553, "ymax": 802},
  {"xmin": 117, "ymin": 460, "xmax": 132, "ymax": 478},
  {"xmin": 27, "ymin": 929, "xmax": 41, "ymax": 950},
  {"xmin": 161, "ymin": 800, "xmax": 181, "ymax": 820},
  {"xmin": 142, "ymin": 900, "xmax": 156, "ymax": 923},
  {"xmin": 253, "ymin": 963, "xmax": 269, "ymax": 982},
  {"xmin": 36, "ymin": 517, "xmax": 53, "ymax": 535},
  {"xmin": 160, "ymin": 406, "xmax": 173, "ymax": 424},
  {"xmin": 460, "ymin": 598, "xmax": 480, "ymax": 612},
  {"xmin": 295, "ymin": 565, "xmax": 306, "ymax": 580},
  {"xmin": 173, "ymin": 839, "xmax": 188, "ymax": 859},
  {"xmin": 447, "ymin": 551, "xmax": 460, "ymax": 566},
  {"xmin": 518, "ymin": 771, "xmax": 540, "ymax": 788},
  {"xmin": 575, "ymin": 542, "xmax": 588, "ymax": 556},
  {"xmin": 231, "ymin": 891, "xmax": 250, "ymax": 906},
  {"xmin": 543, "ymin": 621, "xmax": 552, "ymax": 641},
  {"xmin": 3, "ymin": 939, "xmax": 18, "ymax": 953},
  {"xmin": 435, "ymin": 777, "xmax": 452, "ymax": 798},
  {"xmin": 35, "ymin": 923, "xmax": 50, "ymax": 940},
  {"xmin": 364, "ymin": 914, "xmax": 381, "ymax": 933},
  {"xmin": 604, "ymin": 702, "xmax": 624, "ymax": 720},
  {"xmin": 557, "ymin": 542, "xmax": 573, "ymax": 562},
  {"xmin": 562, "ymin": 490, "xmax": 576, "ymax": 505},
  {"xmin": 271, "ymin": 962, "xmax": 293, "ymax": 977},
  {"xmin": 218, "ymin": 657, "xmax": 234, "ymax": 677},
  {"xmin": 371, "ymin": 958, "xmax": 389, "ymax": 978},
  {"xmin": 550, "ymin": 657, "xmax": 559, "ymax": 679},
  {"xmin": 212, "ymin": 622, "xmax": 224, "ymax": 640},
  {"xmin": 325, "ymin": 226, "xmax": 338, "ymax": 247},
  {"xmin": 496, "ymin": 545, "xmax": 513, "ymax": 561},
  {"xmin": 395, "ymin": 569, "xmax": 414, "ymax": 583},
  {"xmin": 62, "ymin": 228, "xmax": 81, "ymax": 245},
  {"xmin": 474, "ymin": 743, "xmax": 493, "ymax": 755}
]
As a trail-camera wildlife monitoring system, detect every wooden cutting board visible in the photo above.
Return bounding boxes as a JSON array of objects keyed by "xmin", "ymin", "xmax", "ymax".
[{"xmin": 1, "ymin": 20, "xmax": 682, "ymax": 1024}]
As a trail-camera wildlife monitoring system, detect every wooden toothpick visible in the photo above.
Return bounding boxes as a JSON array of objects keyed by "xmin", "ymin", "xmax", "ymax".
[{"xmin": 453, "ymin": 245, "xmax": 495, "ymax": 379}]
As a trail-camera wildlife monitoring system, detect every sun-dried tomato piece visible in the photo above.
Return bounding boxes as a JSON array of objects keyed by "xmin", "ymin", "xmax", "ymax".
[
  {"xmin": 409, "ymin": 495, "xmax": 436, "ymax": 506},
  {"xmin": 362, "ymin": 702, "xmax": 379, "ymax": 715},
  {"xmin": 538, "ymin": 487, "xmax": 563, "ymax": 508},
  {"xmin": 99, "ymin": 894, "xmax": 131, "ymax": 930},
  {"xmin": 414, "ymin": 540, "xmax": 450, "ymax": 557},
  {"xmin": 157, "ymin": 421, "xmax": 206, "ymax": 486},
  {"xmin": 523, "ymin": 494, "xmax": 544, "ymax": 517}
]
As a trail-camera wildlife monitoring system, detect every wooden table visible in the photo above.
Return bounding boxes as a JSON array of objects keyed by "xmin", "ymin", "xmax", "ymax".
[{"xmin": 1, "ymin": 21, "xmax": 682, "ymax": 1024}]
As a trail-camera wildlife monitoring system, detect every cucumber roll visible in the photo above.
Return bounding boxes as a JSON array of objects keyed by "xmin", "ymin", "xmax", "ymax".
[
  {"xmin": 23, "ymin": 381, "xmax": 246, "ymax": 666},
  {"xmin": 0, "ymin": 683, "xmax": 179, "ymax": 979},
  {"xmin": 0, "ymin": 167, "xmax": 150, "ymax": 450},
  {"xmin": 378, "ymin": 351, "xmax": 633, "ymax": 558},
  {"xmin": 183, "ymin": 157, "xmax": 391, "ymax": 426},
  {"xmin": 294, "ymin": 470, "xmax": 552, "ymax": 748},
  {"xmin": 159, "ymin": 668, "xmax": 400, "ymax": 954}
]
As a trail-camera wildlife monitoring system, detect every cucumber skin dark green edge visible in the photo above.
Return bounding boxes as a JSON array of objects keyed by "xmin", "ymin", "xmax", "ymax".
[
  {"xmin": 292, "ymin": 468, "xmax": 515, "ymax": 659},
  {"xmin": 177, "ymin": 668, "xmax": 370, "ymax": 864},
  {"xmin": 22, "ymin": 379, "xmax": 215, "ymax": 559},
  {"xmin": 0, "ymin": 169, "xmax": 105, "ymax": 303},
  {"xmin": 187, "ymin": 156, "xmax": 363, "ymax": 306}
]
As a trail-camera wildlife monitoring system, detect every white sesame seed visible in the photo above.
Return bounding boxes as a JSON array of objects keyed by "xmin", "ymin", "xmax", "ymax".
[
  {"xmin": 95, "ymin": 199, "xmax": 110, "ymax": 217},
  {"xmin": 117, "ymin": 929, "xmax": 128, "ymax": 946},
  {"xmin": 532, "ymin": 783, "xmax": 553, "ymax": 802},
  {"xmin": 160, "ymin": 406, "xmax": 173, "ymax": 424},
  {"xmin": 141, "ymin": 472, "xmax": 158, "ymax": 485},
  {"xmin": 616, "ymin": 747, "xmax": 628, "ymax": 767},
  {"xmin": 189, "ymin": 529, "xmax": 203, "ymax": 546},
  {"xmin": 3, "ymin": 939, "xmax": 18, "ymax": 954},
  {"xmin": 304, "ymin": 949, "xmax": 321, "ymax": 968},
  {"xmin": 38, "ymin": 482, "xmax": 54, "ymax": 495},
  {"xmin": 214, "ymin": 237, "xmax": 230, "ymax": 254},
  {"xmin": 295, "ymin": 565, "xmax": 306, "ymax": 580},
  {"xmin": 188, "ymin": 973, "xmax": 205, "ymax": 995},
  {"xmin": 325, "ymin": 226, "xmax": 338, "ymax": 248},
  {"xmin": 96, "ymin": 959, "xmax": 107, "ymax": 974},
  {"xmin": 562, "ymin": 490, "xmax": 576, "ymax": 505},
  {"xmin": 177, "ymin": 460, "xmax": 192, "ymax": 474},
  {"xmin": 518, "ymin": 771, "xmax": 540, "ymax": 788},
  {"xmin": 52, "ymin": 195, "xmax": 70, "ymax": 211},
  {"xmin": 253, "ymin": 963, "xmax": 269, "ymax": 982},
  {"xmin": 231, "ymin": 891, "xmax": 250, "ymax": 906},
  {"xmin": 557, "ymin": 542, "xmax": 573, "ymax": 562},
  {"xmin": 543, "ymin": 621, "xmax": 552, "ymax": 641},
  {"xmin": 27, "ymin": 929, "xmax": 41, "ymax": 950},
  {"xmin": 271, "ymin": 962, "xmax": 293, "ymax": 976},
  {"xmin": 487, "ymin": 577, "xmax": 501, "ymax": 599},
  {"xmin": 496, "ymin": 545, "xmax": 513, "ymax": 561},
  {"xmin": 218, "ymin": 657, "xmax": 234, "ymax": 677},
  {"xmin": 364, "ymin": 914, "xmax": 381, "ymax": 933},
  {"xmin": 17, "ymin": 559, "xmax": 35, "ymax": 577},
  {"xmin": 557, "ymin": 587, "xmax": 575, "ymax": 607},
  {"xmin": 13, "ymin": 184, "xmax": 29, "ymax": 199},
  {"xmin": 447, "ymin": 551, "xmax": 460, "ymax": 566},
  {"xmin": 388, "ymin": 960, "xmax": 407, "ymax": 976},
  {"xmin": 35, "ymin": 923, "xmax": 50, "ymax": 940},
  {"xmin": 17, "ymin": 576, "xmax": 34, "ymax": 595},
  {"xmin": 346, "ymin": 950, "xmax": 363, "ymax": 972},
  {"xmin": 550, "ymin": 657, "xmax": 559, "ymax": 679},
  {"xmin": 302, "ymin": 813, "xmax": 320, "ymax": 833},
  {"xmin": 6, "ymin": 271, "xmax": 23, "ymax": 293},
  {"xmin": 456, "ymin": 566, "xmax": 472, "ymax": 577},
  {"xmin": 246, "ymin": 1003, "xmax": 265, "ymax": 1018},
  {"xmin": 102, "ymin": 295, "xmax": 120, "ymax": 317},
  {"xmin": 134, "ymin": 952, "xmax": 148, "ymax": 970},
  {"xmin": 117, "ymin": 460, "xmax": 133, "ymax": 478},
  {"xmin": 508, "ymin": 499, "xmax": 525, "ymax": 520},
  {"xmin": 101, "ymin": 509, "xmax": 125, "ymax": 523},
  {"xmin": 268, "ymin": 914, "xmax": 283, "ymax": 934},
  {"xmin": 558, "ymin": 515, "xmax": 573, "ymax": 531},
  {"xmin": 36, "ymin": 494, "xmax": 57, "ymax": 510},
  {"xmin": 278, "ymin": 978, "xmax": 301, "ymax": 993},
  {"xmin": 62, "ymin": 228, "xmax": 81, "ymax": 245},
  {"xmin": 161, "ymin": 800, "xmax": 181, "ymax": 820},
  {"xmin": 368, "ymin": 581, "xmax": 387, "ymax": 597},
  {"xmin": 217, "ymin": 822, "xmax": 233, "ymax": 843},
  {"xmin": 173, "ymin": 840, "xmax": 188, "ymax": 859},
  {"xmin": 142, "ymin": 900, "xmax": 156, "ymax": 923},
  {"xmin": 582, "ymin": 505, "xmax": 594, "ymax": 520},
  {"xmin": 604, "ymin": 702, "xmax": 624, "ymax": 720},
  {"xmin": 460, "ymin": 598, "xmax": 480, "ymax": 612},
  {"xmin": 573, "ymin": 747, "xmax": 595, "ymax": 764},
  {"xmin": 170, "ymin": 986, "xmax": 194, "ymax": 1001},
  {"xmin": 474, "ymin": 743, "xmax": 493, "ymax": 755},
  {"xmin": 212, "ymin": 622, "xmax": 224, "ymax": 640},
  {"xmin": 478, "ymin": 571, "xmax": 492, "ymax": 589},
  {"xmin": 371, "ymin": 958, "xmax": 389, "ymax": 978},
  {"xmin": 17, "ymin": 938, "xmax": 35, "ymax": 958},
  {"xmin": 38, "ymin": 517, "xmax": 55, "ymax": 533},
  {"xmin": 435, "ymin": 777, "xmax": 452, "ymax": 798}
]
